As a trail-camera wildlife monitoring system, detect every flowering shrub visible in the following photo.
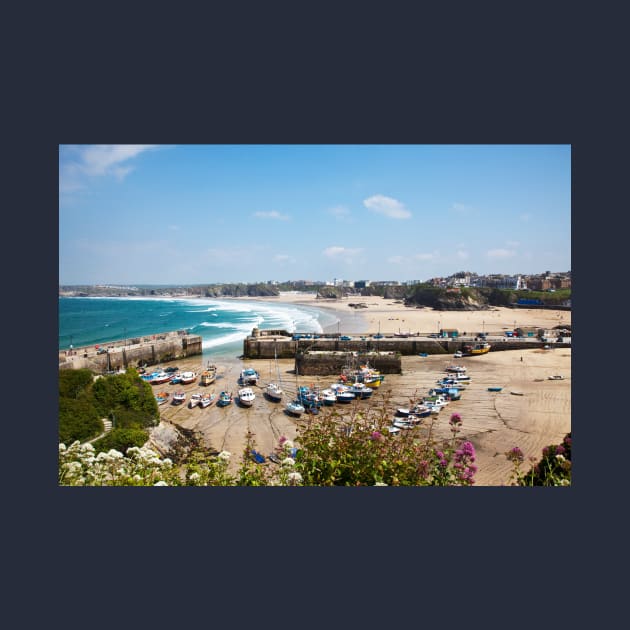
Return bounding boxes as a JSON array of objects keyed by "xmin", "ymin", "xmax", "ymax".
[
  {"xmin": 506, "ymin": 433, "xmax": 571, "ymax": 486},
  {"xmin": 59, "ymin": 403, "xmax": 481, "ymax": 486}
]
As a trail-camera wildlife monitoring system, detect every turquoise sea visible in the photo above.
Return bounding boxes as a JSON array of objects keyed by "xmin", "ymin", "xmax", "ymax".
[{"xmin": 58, "ymin": 296, "xmax": 339, "ymax": 359}]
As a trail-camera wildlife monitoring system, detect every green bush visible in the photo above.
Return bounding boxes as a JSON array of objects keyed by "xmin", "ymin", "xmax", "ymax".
[
  {"xmin": 92, "ymin": 370, "xmax": 158, "ymax": 419},
  {"xmin": 59, "ymin": 368, "xmax": 94, "ymax": 399},
  {"xmin": 92, "ymin": 427, "xmax": 149, "ymax": 454},
  {"xmin": 59, "ymin": 397, "xmax": 103, "ymax": 444}
]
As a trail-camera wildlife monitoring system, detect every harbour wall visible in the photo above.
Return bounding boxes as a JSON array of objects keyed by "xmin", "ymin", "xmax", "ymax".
[
  {"xmin": 243, "ymin": 329, "xmax": 571, "ymax": 359},
  {"xmin": 296, "ymin": 351, "xmax": 402, "ymax": 376},
  {"xmin": 58, "ymin": 330, "xmax": 203, "ymax": 372}
]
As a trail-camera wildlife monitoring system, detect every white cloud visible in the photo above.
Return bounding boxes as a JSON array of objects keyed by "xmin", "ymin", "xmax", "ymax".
[
  {"xmin": 451, "ymin": 202, "xmax": 473, "ymax": 213},
  {"xmin": 323, "ymin": 246, "xmax": 363, "ymax": 258},
  {"xmin": 486, "ymin": 248, "xmax": 516, "ymax": 259},
  {"xmin": 60, "ymin": 144, "xmax": 159, "ymax": 195},
  {"xmin": 253, "ymin": 210, "xmax": 290, "ymax": 220},
  {"xmin": 456, "ymin": 250, "xmax": 469, "ymax": 260},
  {"xmin": 363, "ymin": 194, "xmax": 411, "ymax": 219},
  {"xmin": 328, "ymin": 205, "xmax": 352, "ymax": 221},
  {"xmin": 273, "ymin": 254, "xmax": 296, "ymax": 264}
]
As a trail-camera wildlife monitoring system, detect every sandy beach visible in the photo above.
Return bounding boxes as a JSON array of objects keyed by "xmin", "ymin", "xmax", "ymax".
[{"xmin": 153, "ymin": 294, "xmax": 571, "ymax": 486}]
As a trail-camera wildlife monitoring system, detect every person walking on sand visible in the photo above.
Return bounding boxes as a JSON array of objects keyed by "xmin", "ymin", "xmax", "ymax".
[{"xmin": 520, "ymin": 356, "xmax": 523, "ymax": 362}]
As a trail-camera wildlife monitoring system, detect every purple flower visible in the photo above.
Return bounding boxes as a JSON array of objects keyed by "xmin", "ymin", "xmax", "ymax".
[
  {"xmin": 555, "ymin": 445, "xmax": 566, "ymax": 455},
  {"xmin": 370, "ymin": 431, "xmax": 384, "ymax": 441},
  {"xmin": 506, "ymin": 446, "xmax": 524, "ymax": 464},
  {"xmin": 449, "ymin": 413, "xmax": 462, "ymax": 426}
]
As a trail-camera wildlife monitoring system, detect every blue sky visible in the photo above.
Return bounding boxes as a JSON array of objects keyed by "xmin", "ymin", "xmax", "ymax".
[{"xmin": 59, "ymin": 144, "xmax": 571, "ymax": 285}]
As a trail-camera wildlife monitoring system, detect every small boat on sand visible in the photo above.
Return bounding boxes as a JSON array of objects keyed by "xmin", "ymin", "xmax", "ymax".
[
  {"xmin": 172, "ymin": 391, "xmax": 186, "ymax": 404},
  {"xmin": 180, "ymin": 371, "xmax": 196, "ymax": 385},
  {"xmin": 285, "ymin": 399, "xmax": 305, "ymax": 416},
  {"xmin": 189, "ymin": 392, "xmax": 202, "ymax": 408},
  {"xmin": 200, "ymin": 393, "xmax": 216, "ymax": 408},
  {"xmin": 487, "ymin": 387, "xmax": 503, "ymax": 392},
  {"xmin": 199, "ymin": 364, "xmax": 217, "ymax": 386},
  {"xmin": 510, "ymin": 391, "xmax": 524, "ymax": 396},
  {"xmin": 155, "ymin": 391, "xmax": 170, "ymax": 405},
  {"xmin": 548, "ymin": 375, "xmax": 564, "ymax": 380},
  {"xmin": 217, "ymin": 391, "xmax": 233, "ymax": 407},
  {"xmin": 238, "ymin": 387, "xmax": 256, "ymax": 407}
]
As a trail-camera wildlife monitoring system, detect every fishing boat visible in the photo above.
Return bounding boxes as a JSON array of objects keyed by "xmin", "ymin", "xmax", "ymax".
[
  {"xmin": 189, "ymin": 392, "xmax": 202, "ymax": 408},
  {"xmin": 266, "ymin": 382, "xmax": 283, "ymax": 402},
  {"xmin": 240, "ymin": 367, "xmax": 259, "ymax": 385},
  {"xmin": 388, "ymin": 425, "xmax": 401, "ymax": 435},
  {"xmin": 155, "ymin": 391, "xmax": 170, "ymax": 405},
  {"xmin": 445, "ymin": 365, "xmax": 467, "ymax": 373},
  {"xmin": 319, "ymin": 388, "xmax": 337, "ymax": 406},
  {"xmin": 487, "ymin": 386, "xmax": 503, "ymax": 392},
  {"xmin": 169, "ymin": 373, "xmax": 182, "ymax": 384},
  {"xmin": 335, "ymin": 389, "xmax": 355, "ymax": 403},
  {"xmin": 265, "ymin": 343, "xmax": 284, "ymax": 401},
  {"xmin": 510, "ymin": 391, "xmax": 524, "ymax": 396},
  {"xmin": 392, "ymin": 418, "xmax": 420, "ymax": 430},
  {"xmin": 462, "ymin": 342, "xmax": 491, "ymax": 356},
  {"xmin": 150, "ymin": 371, "xmax": 172, "ymax": 385},
  {"xmin": 172, "ymin": 390, "xmax": 186, "ymax": 404},
  {"xmin": 217, "ymin": 391, "xmax": 233, "ymax": 407},
  {"xmin": 180, "ymin": 371, "xmax": 196, "ymax": 385},
  {"xmin": 199, "ymin": 364, "xmax": 217, "ymax": 386},
  {"xmin": 285, "ymin": 399, "xmax": 305, "ymax": 416},
  {"xmin": 238, "ymin": 387, "xmax": 256, "ymax": 407},
  {"xmin": 453, "ymin": 350, "xmax": 464, "ymax": 358},
  {"xmin": 548, "ymin": 375, "xmax": 564, "ymax": 380},
  {"xmin": 200, "ymin": 392, "xmax": 216, "ymax": 408},
  {"xmin": 349, "ymin": 382, "xmax": 373, "ymax": 399}
]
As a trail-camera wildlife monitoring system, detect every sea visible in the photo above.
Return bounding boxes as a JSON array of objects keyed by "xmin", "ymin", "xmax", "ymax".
[{"xmin": 58, "ymin": 295, "xmax": 339, "ymax": 359}]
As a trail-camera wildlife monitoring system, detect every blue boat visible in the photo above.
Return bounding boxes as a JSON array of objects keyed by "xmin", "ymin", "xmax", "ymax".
[{"xmin": 487, "ymin": 387, "xmax": 503, "ymax": 392}]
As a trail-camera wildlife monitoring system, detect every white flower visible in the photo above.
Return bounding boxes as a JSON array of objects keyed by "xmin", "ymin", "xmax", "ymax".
[
  {"xmin": 107, "ymin": 449, "xmax": 124, "ymax": 459},
  {"xmin": 161, "ymin": 458, "xmax": 173, "ymax": 467},
  {"xmin": 374, "ymin": 482, "xmax": 388, "ymax": 486},
  {"xmin": 218, "ymin": 451, "xmax": 231, "ymax": 462},
  {"xmin": 282, "ymin": 440, "xmax": 294, "ymax": 452},
  {"xmin": 132, "ymin": 474, "xmax": 143, "ymax": 482},
  {"xmin": 189, "ymin": 472, "xmax": 201, "ymax": 482},
  {"xmin": 154, "ymin": 480, "xmax": 168, "ymax": 486},
  {"xmin": 556, "ymin": 454, "xmax": 566, "ymax": 462},
  {"xmin": 59, "ymin": 443, "xmax": 67, "ymax": 452},
  {"xmin": 558, "ymin": 478, "xmax": 570, "ymax": 486},
  {"xmin": 287, "ymin": 472, "xmax": 302, "ymax": 484},
  {"xmin": 80, "ymin": 443, "xmax": 95, "ymax": 452},
  {"xmin": 281, "ymin": 458, "xmax": 295, "ymax": 467}
]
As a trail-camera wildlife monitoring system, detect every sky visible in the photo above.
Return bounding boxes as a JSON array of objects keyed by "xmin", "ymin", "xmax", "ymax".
[{"xmin": 59, "ymin": 144, "xmax": 571, "ymax": 285}]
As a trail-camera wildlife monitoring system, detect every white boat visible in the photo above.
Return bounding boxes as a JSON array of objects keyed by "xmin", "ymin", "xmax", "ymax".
[
  {"xmin": 180, "ymin": 371, "xmax": 196, "ymax": 384},
  {"xmin": 238, "ymin": 387, "xmax": 256, "ymax": 407},
  {"xmin": 240, "ymin": 368, "xmax": 259, "ymax": 385},
  {"xmin": 548, "ymin": 375, "xmax": 564, "ymax": 380},
  {"xmin": 453, "ymin": 351, "xmax": 463, "ymax": 358},
  {"xmin": 392, "ymin": 418, "xmax": 418, "ymax": 430},
  {"xmin": 199, "ymin": 393, "xmax": 216, "ymax": 408},
  {"xmin": 266, "ymin": 382, "xmax": 283, "ymax": 402},
  {"xmin": 266, "ymin": 342, "xmax": 284, "ymax": 402},
  {"xmin": 388, "ymin": 425, "xmax": 401, "ymax": 435},
  {"xmin": 172, "ymin": 391, "xmax": 186, "ymax": 405},
  {"xmin": 286, "ymin": 399, "xmax": 305, "ymax": 416},
  {"xmin": 155, "ymin": 391, "xmax": 170, "ymax": 405},
  {"xmin": 445, "ymin": 364, "xmax": 467, "ymax": 373},
  {"xmin": 319, "ymin": 388, "xmax": 337, "ymax": 406},
  {"xmin": 189, "ymin": 392, "xmax": 202, "ymax": 408}
]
